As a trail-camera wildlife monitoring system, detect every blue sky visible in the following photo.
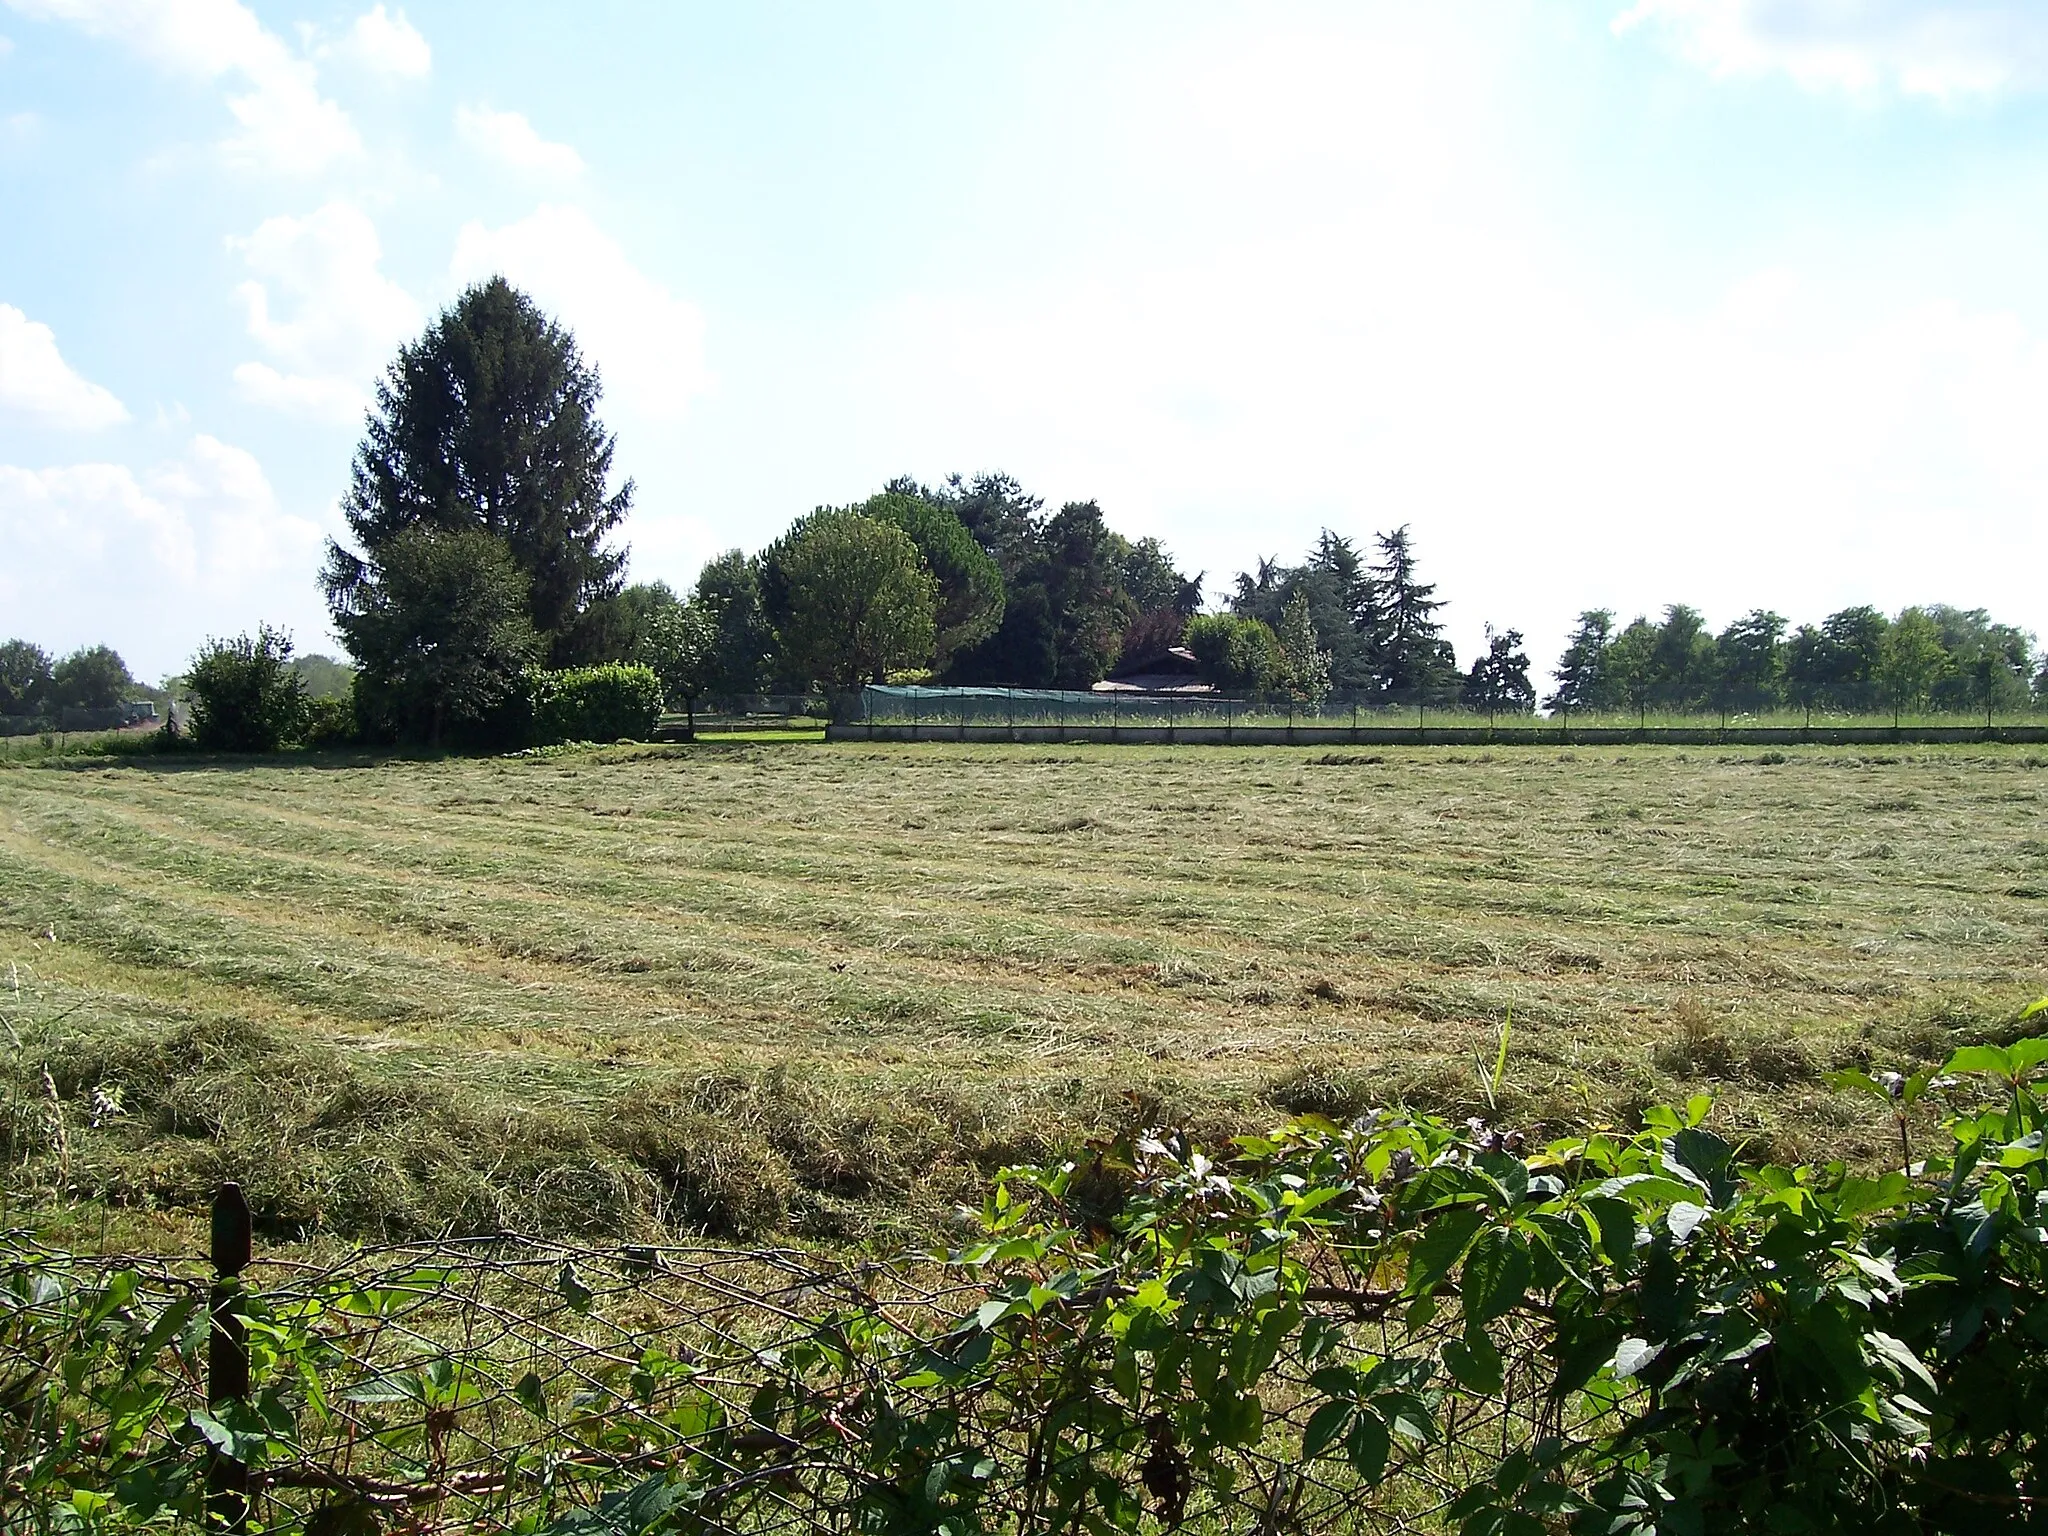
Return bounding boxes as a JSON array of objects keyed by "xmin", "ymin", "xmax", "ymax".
[{"xmin": 4, "ymin": 0, "xmax": 2048, "ymax": 681}]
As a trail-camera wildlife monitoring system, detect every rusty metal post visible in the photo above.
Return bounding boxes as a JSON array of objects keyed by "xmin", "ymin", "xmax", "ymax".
[{"xmin": 208, "ymin": 1183, "xmax": 252, "ymax": 1533}]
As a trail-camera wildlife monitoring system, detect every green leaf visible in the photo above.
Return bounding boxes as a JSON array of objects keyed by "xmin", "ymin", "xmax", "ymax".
[
  {"xmin": 1943, "ymin": 1045, "xmax": 2013, "ymax": 1079},
  {"xmin": 2010, "ymin": 1037, "xmax": 2048, "ymax": 1073},
  {"xmin": 1374, "ymin": 1390, "xmax": 1435, "ymax": 1445},
  {"xmin": 1865, "ymin": 1330, "xmax": 1937, "ymax": 1396},
  {"xmin": 513, "ymin": 1371, "xmax": 548, "ymax": 1420},
  {"xmin": 1345, "ymin": 1407, "xmax": 1392, "ymax": 1483},
  {"xmin": 1460, "ymin": 1228, "xmax": 1532, "ymax": 1326},
  {"xmin": 1407, "ymin": 1207, "xmax": 1488, "ymax": 1294},
  {"xmin": 1444, "ymin": 1332, "xmax": 1504, "ymax": 1394},
  {"xmin": 1302, "ymin": 1400, "xmax": 1353, "ymax": 1461},
  {"xmin": 1585, "ymin": 1197, "xmax": 1637, "ymax": 1265}
]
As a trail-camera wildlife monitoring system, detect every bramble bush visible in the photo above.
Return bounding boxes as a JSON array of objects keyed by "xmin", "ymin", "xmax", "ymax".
[{"xmin": 5, "ymin": 1009, "xmax": 2045, "ymax": 1533}]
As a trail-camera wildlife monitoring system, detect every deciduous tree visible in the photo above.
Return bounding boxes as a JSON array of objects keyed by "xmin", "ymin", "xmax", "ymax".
[
  {"xmin": 1879, "ymin": 606, "xmax": 1948, "ymax": 726},
  {"xmin": 1712, "ymin": 609, "xmax": 1786, "ymax": 717},
  {"xmin": 769, "ymin": 510, "xmax": 937, "ymax": 688},
  {"xmin": 51, "ymin": 645, "xmax": 133, "ymax": 712},
  {"xmin": 856, "ymin": 492, "xmax": 1003, "ymax": 670},
  {"xmin": 1604, "ymin": 617, "xmax": 1660, "ymax": 729},
  {"xmin": 1277, "ymin": 591, "xmax": 1332, "ymax": 709},
  {"xmin": 638, "ymin": 602, "xmax": 719, "ymax": 734},
  {"xmin": 0, "ymin": 640, "xmax": 54, "ymax": 718}
]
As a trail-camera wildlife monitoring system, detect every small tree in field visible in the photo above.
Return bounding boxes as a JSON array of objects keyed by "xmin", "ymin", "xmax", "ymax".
[
  {"xmin": 639, "ymin": 602, "xmax": 720, "ymax": 735},
  {"xmin": 186, "ymin": 626, "xmax": 308, "ymax": 752},
  {"xmin": 1879, "ymin": 607, "xmax": 1948, "ymax": 727},
  {"xmin": 1276, "ymin": 591, "xmax": 1332, "ymax": 709},
  {"xmin": 1604, "ymin": 617, "xmax": 1659, "ymax": 730}
]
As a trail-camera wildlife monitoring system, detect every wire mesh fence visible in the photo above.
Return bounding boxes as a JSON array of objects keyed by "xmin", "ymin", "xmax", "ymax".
[
  {"xmin": 2, "ymin": 1183, "xmax": 1592, "ymax": 1535},
  {"xmin": 841, "ymin": 685, "xmax": 2048, "ymax": 742}
]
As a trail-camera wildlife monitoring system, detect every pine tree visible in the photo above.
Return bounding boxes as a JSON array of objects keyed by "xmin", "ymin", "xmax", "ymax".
[
  {"xmin": 1370, "ymin": 525, "xmax": 1455, "ymax": 697},
  {"xmin": 326, "ymin": 278, "xmax": 631, "ymax": 669},
  {"xmin": 1546, "ymin": 610, "xmax": 1614, "ymax": 713}
]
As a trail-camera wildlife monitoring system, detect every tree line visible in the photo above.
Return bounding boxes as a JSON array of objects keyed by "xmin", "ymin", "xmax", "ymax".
[
  {"xmin": 1547, "ymin": 603, "xmax": 2043, "ymax": 725},
  {"xmin": 17, "ymin": 280, "xmax": 2043, "ymax": 750},
  {"xmin": 0, "ymin": 641, "xmax": 137, "ymax": 723}
]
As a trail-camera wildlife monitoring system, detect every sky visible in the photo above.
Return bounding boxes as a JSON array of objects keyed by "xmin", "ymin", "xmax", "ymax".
[{"xmin": 4, "ymin": 0, "xmax": 2048, "ymax": 684}]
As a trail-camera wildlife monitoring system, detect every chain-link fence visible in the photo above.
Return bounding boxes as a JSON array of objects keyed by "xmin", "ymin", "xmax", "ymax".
[
  {"xmin": 2, "ymin": 1183, "xmax": 1589, "ymax": 1535},
  {"xmin": 836, "ymin": 685, "xmax": 2048, "ymax": 743}
]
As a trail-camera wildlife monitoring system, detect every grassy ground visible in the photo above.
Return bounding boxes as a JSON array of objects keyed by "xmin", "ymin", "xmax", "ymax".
[{"xmin": 3, "ymin": 741, "xmax": 2044, "ymax": 1251}]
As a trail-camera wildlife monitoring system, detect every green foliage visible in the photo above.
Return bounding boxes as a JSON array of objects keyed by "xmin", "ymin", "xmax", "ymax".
[
  {"xmin": 528, "ymin": 664, "xmax": 663, "ymax": 744},
  {"xmin": 1882, "ymin": 606, "xmax": 1950, "ymax": 724},
  {"xmin": 1547, "ymin": 609, "xmax": 1615, "ymax": 713},
  {"xmin": 1186, "ymin": 612, "xmax": 1282, "ymax": 691},
  {"xmin": 636, "ymin": 603, "xmax": 719, "ymax": 719},
  {"xmin": 765, "ymin": 510, "xmax": 938, "ymax": 688},
  {"xmin": 333, "ymin": 524, "xmax": 543, "ymax": 748},
  {"xmin": 185, "ymin": 626, "xmax": 309, "ymax": 753},
  {"xmin": 0, "ymin": 638, "xmax": 55, "ymax": 718},
  {"xmin": 1461, "ymin": 625, "xmax": 1535, "ymax": 716},
  {"xmin": 931, "ymin": 475, "xmax": 1198, "ymax": 689},
  {"xmin": 1277, "ymin": 591, "xmax": 1333, "ymax": 707},
  {"xmin": 1603, "ymin": 617, "xmax": 1661, "ymax": 725},
  {"xmin": 1650, "ymin": 604, "xmax": 1717, "ymax": 710},
  {"xmin": 857, "ymin": 491, "xmax": 1005, "ymax": 669},
  {"xmin": 13, "ymin": 1022, "xmax": 2047, "ymax": 1533},
  {"xmin": 300, "ymin": 695, "xmax": 357, "ymax": 748},
  {"xmin": 691, "ymin": 550, "xmax": 776, "ymax": 696},
  {"xmin": 51, "ymin": 645, "xmax": 134, "ymax": 712},
  {"xmin": 327, "ymin": 277, "xmax": 630, "ymax": 669},
  {"xmin": 1372, "ymin": 524, "xmax": 1457, "ymax": 694},
  {"xmin": 1713, "ymin": 608, "xmax": 1786, "ymax": 715}
]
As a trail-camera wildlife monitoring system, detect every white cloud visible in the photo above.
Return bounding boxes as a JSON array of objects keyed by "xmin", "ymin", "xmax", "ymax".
[
  {"xmin": 0, "ymin": 32, "xmax": 14, "ymax": 54},
  {"xmin": 450, "ymin": 205, "xmax": 710, "ymax": 419},
  {"xmin": 336, "ymin": 4, "xmax": 427, "ymax": 79},
  {"xmin": 0, "ymin": 436, "xmax": 329, "ymax": 675},
  {"xmin": 229, "ymin": 202, "xmax": 420, "ymax": 423},
  {"xmin": 455, "ymin": 105, "xmax": 582, "ymax": 176},
  {"xmin": 0, "ymin": 303, "xmax": 128, "ymax": 429},
  {"xmin": 1612, "ymin": 0, "xmax": 2048, "ymax": 99},
  {"xmin": 5, "ymin": 0, "xmax": 360, "ymax": 172}
]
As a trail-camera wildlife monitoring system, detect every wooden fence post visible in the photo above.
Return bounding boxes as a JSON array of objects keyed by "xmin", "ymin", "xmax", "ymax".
[{"xmin": 208, "ymin": 1182, "xmax": 253, "ymax": 1533}]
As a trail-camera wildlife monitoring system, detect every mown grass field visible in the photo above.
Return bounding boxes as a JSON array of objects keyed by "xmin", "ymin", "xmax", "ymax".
[{"xmin": 3, "ymin": 741, "xmax": 2045, "ymax": 1250}]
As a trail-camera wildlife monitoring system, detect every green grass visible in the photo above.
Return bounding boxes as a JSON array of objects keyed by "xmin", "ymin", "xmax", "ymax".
[{"xmin": 3, "ymin": 740, "xmax": 2045, "ymax": 1250}]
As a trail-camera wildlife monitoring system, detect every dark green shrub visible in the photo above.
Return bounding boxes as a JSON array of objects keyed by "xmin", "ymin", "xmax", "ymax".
[
  {"xmin": 528, "ymin": 663, "xmax": 661, "ymax": 744},
  {"xmin": 184, "ymin": 625, "xmax": 308, "ymax": 752},
  {"xmin": 300, "ymin": 694, "xmax": 357, "ymax": 748}
]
